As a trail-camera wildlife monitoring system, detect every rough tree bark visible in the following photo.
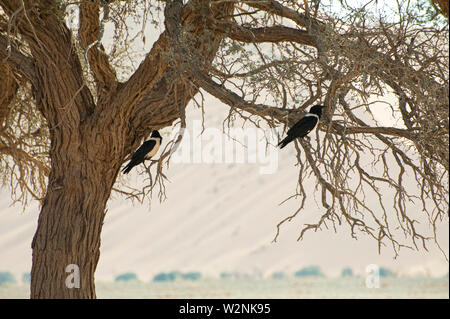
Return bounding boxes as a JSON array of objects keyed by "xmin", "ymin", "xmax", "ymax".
[{"xmin": 31, "ymin": 129, "xmax": 121, "ymax": 298}]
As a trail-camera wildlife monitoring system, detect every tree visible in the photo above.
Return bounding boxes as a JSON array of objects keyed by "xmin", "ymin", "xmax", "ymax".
[{"xmin": 0, "ymin": 0, "xmax": 448, "ymax": 298}]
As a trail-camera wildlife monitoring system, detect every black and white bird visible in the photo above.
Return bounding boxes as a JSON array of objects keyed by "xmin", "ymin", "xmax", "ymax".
[
  {"xmin": 122, "ymin": 130, "xmax": 162, "ymax": 174},
  {"xmin": 278, "ymin": 104, "xmax": 327, "ymax": 149}
]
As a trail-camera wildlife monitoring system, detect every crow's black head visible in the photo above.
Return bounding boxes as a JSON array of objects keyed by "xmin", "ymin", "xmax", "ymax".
[
  {"xmin": 309, "ymin": 105, "xmax": 327, "ymax": 117},
  {"xmin": 151, "ymin": 130, "xmax": 162, "ymax": 140}
]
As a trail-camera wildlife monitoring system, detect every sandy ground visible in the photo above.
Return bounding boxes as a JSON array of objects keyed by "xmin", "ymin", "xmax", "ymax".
[{"xmin": 0, "ymin": 277, "xmax": 448, "ymax": 299}]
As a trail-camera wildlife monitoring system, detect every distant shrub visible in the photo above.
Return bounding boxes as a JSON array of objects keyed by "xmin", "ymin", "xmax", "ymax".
[
  {"xmin": 294, "ymin": 266, "xmax": 324, "ymax": 277},
  {"xmin": 22, "ymin": 272, "xmax": 31, "ymax": 283},
  {"xmin": 182, "ymin": 272, "xmax": 202, "ymax": 281},
  {"xmin": 220, "ymin": 272, "xmax": 232, "ymax": 279},
  {"xmin": 153, "ymin": 272, "xmax": 176, "ymax": 282},
  {"xmin": 271, "ymin": 272, "xmax": 286, "ymax": 280},
  {"xmin": 341, "ymin": 267, "xmax": 354, "ymax": 277},
  {"xmin": 115, "ymin": 272, "xmax": 138, "ymax": 282},
  {"xmin": 0, "ymin": 272, "xmax": 16, "ymax": 285},
  {"xmin": 168, "ymin": 271, "xmax": 183, "ymax": 280},
  {"xmin": 379, "ymin": 267, "xmax": 396, "ymax": 278}
]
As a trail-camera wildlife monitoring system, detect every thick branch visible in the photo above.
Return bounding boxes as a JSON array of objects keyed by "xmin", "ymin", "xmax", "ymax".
[
  {"xmin": 78, "ymin": 1, "xmax": 117, "ymax": 94},
  {"xmin": 192, "ymin": 70, "xmax": 296, "ymax": 122},
  {"xmin": 245, "ymin": 0, "xmax": 325, "ymax": 31},
  {"xmin": 215, "ymin": 21, "xmax": 317, "ymax": 46},
  {"xmin": 330, "ymin": 123, "xmax": 415, "ymax": 140}
]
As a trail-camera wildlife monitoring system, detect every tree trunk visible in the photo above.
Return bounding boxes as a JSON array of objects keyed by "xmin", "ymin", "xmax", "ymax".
[{"xmin": 30, "ymin": 125, "xmax": 121, "ymax": 298}]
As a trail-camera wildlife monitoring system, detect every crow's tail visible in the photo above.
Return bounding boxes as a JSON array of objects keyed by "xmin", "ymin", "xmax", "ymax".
[
  {"xmin": 122, "ymin": 162, "xmax": 133, "ymax": 174},
  {"xmin": 278, "ymin": 136, "xmax": 293, "ymax": 149}
]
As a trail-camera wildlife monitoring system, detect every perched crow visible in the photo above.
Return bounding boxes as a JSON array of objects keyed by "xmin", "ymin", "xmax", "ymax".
[
  {"xmin": 122, "ymin": 130, "xmax": 162, "ymax": 174},
  {"xmin": 278, "ymin": 105, "xmax": 327, "ymax": 149}
]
